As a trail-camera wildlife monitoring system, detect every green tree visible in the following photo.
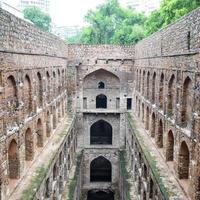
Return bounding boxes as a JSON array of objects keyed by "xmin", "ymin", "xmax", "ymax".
[
  {"xmin": 145, "ymin": 0, "xmax": 200, "ymax": 35},
  {"xmin": 23, "ymin": 6, "xmax": 51, "ymax": 32},
  {"xmin": 68, "ymin": 0, "xmax": 146, "ymax": 45}
]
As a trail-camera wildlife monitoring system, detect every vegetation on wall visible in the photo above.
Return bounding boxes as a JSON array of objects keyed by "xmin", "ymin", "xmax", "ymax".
[
  {"xmin": 23, "ymin": 6, "xmax": 51, "ymax": 32},
  {"xmin": 66, "ymin": 0, "xmax": 200, "ymax": 44}
]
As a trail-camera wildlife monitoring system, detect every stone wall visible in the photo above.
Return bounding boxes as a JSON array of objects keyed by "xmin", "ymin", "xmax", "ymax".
[
  {"xmin": 0, "ymin": 8, "xmax": 68, "ymax": 57},
  {"xmin": 133, "ymin": 7, "xmax": 200, "ymax": 200}
]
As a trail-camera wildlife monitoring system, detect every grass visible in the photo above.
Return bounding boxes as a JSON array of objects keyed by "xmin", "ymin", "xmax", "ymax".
[
  {"xmin": 21, "ymin": 115, "xmax": 75, "ymax": 200},
  {"xmin": 127, "ymin": 112, "xmax": 174, "ymax": 199},
  {"xmin": 21, "ymin": 166, "xmax": 48, "ymax": 200},
  {"xmin": 68, "ymin": 151, "xmax": 83, "ymax": 200},
  {"xmin": 118, "ymin": 150, "xmax": 131, "ymax": 200}
]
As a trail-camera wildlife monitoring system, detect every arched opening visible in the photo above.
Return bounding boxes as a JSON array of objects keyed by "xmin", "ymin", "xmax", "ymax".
[
  {"xmin": 159, "ymin": 73, "xmax": 164, "ymax": 109},
  {"xmin": 143, "ymin": 190, "xmax": 146, "ymax": 200},
  {"xmin": 53, "ymin": 164, "xmax": 58, "ymax": 181},
  {"xmin": 178, "ymin": 141, "xmax": 190, "ymax": 179},
  {"xmin": 152, "ymin": 72, "xmax": 156, "ymax": 103},
  {"xmin": 156, "ymin": 120, "xmax": 163, "ymax": 148},
  {"xmin": 87, "ymin": 190, "xmax": 114, "ymax": 200},
  {"xmin": 167, "ymin": 74, "xmax": 175, "ymax": 117},
  {"xmin": 45, "ymin": 178, "xmax": 50, "ymax": 198},
  {"xmin": 53, "ymin": 71, "xmax": 56, "ymax": 98},
  {"xmin": 53, "ymin": 107, "xmax": 57, "ymax": 129},
  {"xmin": 98, "ymin": 81, "xmax": 105, "ymax": 89},
  {"xmin": 166, "ymin": 130, "xmax": 174, "ymax": 161},
  {"xmin": 151, "ymin": 113, "xmax": 156, "ymax": 137},
  {"xmin": 46, "ymin": 111, "xmax": 51, "ymax": 137},
  {"xmin": 25, "ymin": 128, "xmax": 34, "ymax": 161},
  {"xmin": 139, "ymin": 70, "xmax": 141, "ymax": 92},
  {"xmin": 24, "ymin": 75, "xmax": 32, "ymax": 115},
  {"xmin": 143, "ymin": 164, "xmax": 147, "ymax": 179},
  {"xmin": 36, "ymin": 119, "xmax": 43, "ymax": 148},
  {"xmin": 46, "ymin": 72, "xmax": 51, "ymax": 103},
  {"xmin": 8, "ymin": 139, "xmax": 19, "ymax": 179},
  {"xmin": 58, "ymin": 69, "xmax": 61, "ymax": 94},
  {"xmin": 181, "ymin": 77, "xmax": 192, "ymax": 128},
  {"xmin": 146, "ymin": 71, "xmax": 150, "ymax": 99},
  {"xmin": 149, "ymin": 179, "xmax": 154, "ymax": 198},
  {"xmin": 142, "ymin": 71, "xmax": 145, "ymax": 95},
  {"xmin": 142, "ymin": 103, "xmax": 144, "ymax": 123},
  {"xmin": 90, "ymin": 120, "xmax": 112, "ymax": 145},
  {"xmin": 96, "ymin": 94, "xmax": 107, "ymax": 109},
  {"xmin": 145, "ymin": 107, "xmax": 150, "ymax": 130},
  {"xmin": 6, "ymin": 75, "xmax": 18, "ymax": 110},
  {"xmin": 37, "ymin": 72, "xmax": 43, "ymax": 108},
  {"xmin": 90, "ymin": 156, "xmax": 112, "ymax": 182}
]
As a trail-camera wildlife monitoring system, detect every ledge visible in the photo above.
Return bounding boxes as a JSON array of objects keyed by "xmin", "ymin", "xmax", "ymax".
[
  {"xmin": 127, "ymin": 113, "xmax": 188, "ymax": 200},
  {"xmin": 8, "ymin": 114, "xmax": 75, "ymax": 200}
]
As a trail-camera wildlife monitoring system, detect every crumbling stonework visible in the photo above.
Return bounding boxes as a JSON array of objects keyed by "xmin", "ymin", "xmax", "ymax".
[{"xmin": 0, "ymin": 6, "xmax": 200, "ymax": 200}]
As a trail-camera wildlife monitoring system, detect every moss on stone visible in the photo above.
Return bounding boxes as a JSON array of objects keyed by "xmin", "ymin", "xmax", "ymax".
[{"xmin": 127, "ymin": 113, "xmax": 174, "ymax": 199}]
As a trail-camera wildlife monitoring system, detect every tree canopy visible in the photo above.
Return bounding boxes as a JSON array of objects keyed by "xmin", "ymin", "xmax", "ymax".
[
  {"xmin": 145, "ymin": 0, "xmax": 200, "ymax": 35},
  {"xmin": 66, "ymin": 0, "xmax": 200, "ymax": 44},
  {"xmin": 23, "ymin": 6, "xmax": 51, "ymax": 32},
  {"xmin": 66, "ymin": 0, "xmax": 146, "ymax": 45}
]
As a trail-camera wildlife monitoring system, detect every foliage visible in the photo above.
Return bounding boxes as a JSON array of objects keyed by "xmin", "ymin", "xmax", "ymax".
[
  {"xmin": 67, "ymin": 0, "xmax": 146, "ymax": 45},
  {"xmin": 145, "ymin": 0, "xmax": 200, "ymax": 35},
  {"xmin": 67, "ymin": 0, "xmax": 200, "ymax": 43},
  {"xmin": 23, "ymin": 6, "xmax": 51, "ymax": 32},
  {"xmin": 22, "ymin": 166, "xmax": 48, "ymax": 200}
]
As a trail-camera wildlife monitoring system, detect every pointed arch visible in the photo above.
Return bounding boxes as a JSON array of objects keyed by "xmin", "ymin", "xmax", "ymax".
[
  {"xmin": 46, "ymin": 111, "xmax": 51, "ymax": 137},
  {"xmin": 90, "ymin": 156, "xmax": 112, "ymax": 182},
  {"xmin": 37, "ymin": 72, "xmax": 43, "ymax": 108},
  {"xmin": 25, "ymin": 128, "xmax": 34, "ymax": 161},
  {"xmin": 167, "ymin": 74, "xmax": 175, "ymax": 117},
  {"xmin": 152, "ymin": 72, "xmax": 156, "ymax": 103},
  {"xmin": 24, "ymin": 75, "xmax": 32, "ymax": 115},
  {"xmin": 159, "ymin": 73, "xmax": 164, "ymax": 109},
  {"xmin": 8, "ymin": 139, "xmax": 20, "ymax": 179},
  {"xmin": 178, "ymin": 141, "xmax": 190, "ymax": 179},
  {"xmin": 36, "ymin": 118, "xmax": 44, "ymax": 147},
  {"xmin": 146, "ymin": 71, "xmax": 150, "ymax": 99},
  {"xmin": 181, "ymin": 76, "xmax": 192, "ymax": 128},
  {"xmin": 166, "ymin": 130, "xmax": 174, "ymax": 161},
  {"xmin": 145, "ymin": 106, "xmax": 150, "ymax": 130},
  {"xmin": 151, "ymin": 112, "xmax": 156, "ymax": 137},
  {"xmin": 90, "ymin": 120, "xmax": 112, "ymax": 145},
  {"xmin": 156, "ymin": 119, "xmax": 163, "ymax": 148}
]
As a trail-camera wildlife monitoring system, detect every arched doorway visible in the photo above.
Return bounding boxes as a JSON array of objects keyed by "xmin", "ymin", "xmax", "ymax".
[
  {"xmin": 159, "ymin": 73, "xmax": 164, "ymax": 109},
  {"xmin": 166, "ymin": 130, "xmax": 174, "ymax": 161},
  {"xmin": 87, "ymin": 190, "xmax": 114, "ymax": 200},
  {"xmin": 178, "ymin": 141, "xmax": 190, "ymax": 179},
  {"xmin": 156, "ymin": 120, "xmax": 163, "ymax": 148},
  {"xmin": 152, "ymin": 72, "xmax": 156, "ymax": 103},
  {"xmin": 181, "ymin": 77, "xmax": 192, "ymax": 128},
  {"xmin": 8, "ymin": 139, "xmax": 20, "ymax": 179},
  {"xmin": 46, "ymin": 111, "xmax": 51, "ymax": 137},
  {"xmin": 90, "ymin": 120, "xmax": 112, "ymax": 145},
  {"xmin": 151, "ymin": 112, "xmax": 156, "ymax": 137},
  {"xmin": 90, "ymin": 156, "xmax": 112, "ymax": 182},
  {"xmin": 25, "ymin": 128, "xmax": 34, "ymax": 161},
  {"xmin": 96, "ymin": 94, "xmax": 107, "ymax": 108},
  {"xmin": 167, "ymin": 74, "xmax": 175, "ymax": 117},
  {"xmin": 24, "ymin": 75, "xmax": 32, "ymax": 116},
  {"xmin": 37, "ymin": 72, "xmax": 43, "ymax": 108},
  {"xmin": 36, "ymin": 119, "xmax": 43, "ymax": 148}
]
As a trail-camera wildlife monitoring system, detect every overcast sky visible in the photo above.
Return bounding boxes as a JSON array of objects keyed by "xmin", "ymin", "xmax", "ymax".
[{"xmin": 6, "ymin": 0, "xmax": 109, "ymax": 26}]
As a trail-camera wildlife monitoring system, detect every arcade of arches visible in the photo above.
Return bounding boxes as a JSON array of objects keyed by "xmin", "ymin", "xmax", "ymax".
[{"xmin": 0, "ymin": 7, "xmax": 200, "ymax": 200}]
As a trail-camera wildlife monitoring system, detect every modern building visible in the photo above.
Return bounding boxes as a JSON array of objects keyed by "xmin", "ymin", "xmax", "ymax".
[
  {"xmin": 120, "ymin": 0, "xmax": 161, "ymax": 14},
  {"xmin": 19, "ymin": 0, "xmax": 50, "ymax": 12},
  {"xmin": 52, "ymin": 25, "xmax": 81, "ymax": 40}
]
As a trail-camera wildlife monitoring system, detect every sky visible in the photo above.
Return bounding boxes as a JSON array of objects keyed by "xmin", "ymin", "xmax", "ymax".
[{"xmin": 5, "ymin": 0, "xmax": 106, "ymax": 26}]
